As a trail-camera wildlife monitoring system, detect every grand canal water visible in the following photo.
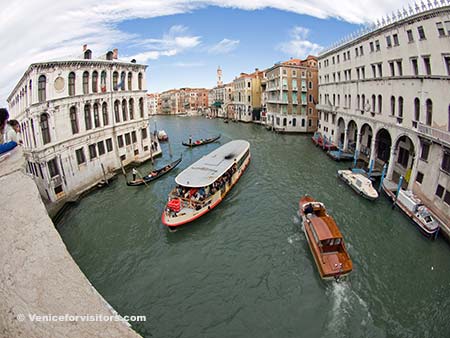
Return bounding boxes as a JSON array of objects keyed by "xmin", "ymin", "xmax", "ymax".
[{"xmin": 58, "ymin": 116, "xmax": 450, "ymax": 338}]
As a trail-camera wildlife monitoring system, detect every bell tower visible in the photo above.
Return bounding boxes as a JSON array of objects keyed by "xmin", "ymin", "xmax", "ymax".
[{"xmin": 217, "ymin": 66, "xmax": 223, "ymax": 86}]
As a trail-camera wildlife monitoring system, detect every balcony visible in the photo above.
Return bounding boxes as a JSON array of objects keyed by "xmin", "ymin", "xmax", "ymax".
[{"xmin": 417, "ymin": 123, "xmax": 450, "ymax": 146}]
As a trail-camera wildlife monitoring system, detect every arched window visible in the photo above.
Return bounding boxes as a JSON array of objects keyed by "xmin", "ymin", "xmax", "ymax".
[
  {"xmin": 93, "ymin": 103, "xmax": 100, "ymax": 128},
  {"xmin": 70, "ymin": 106, "xmax": 78, "ymax": 134},
  {"xmin": 139, "ymin": 98, "xmax": 144, "ymax": 118},
  {"xmin": 301, "ymin": 119, "xmax": 305, "ymax": 127},
  {"xmin": 371, "ymin": 95, "xmax": 376, "ymax": 112},
  {"xmin": 68, "ymin": 72, "xmax": 76, "ymax": 96},
  {"xmin": 83, "ymin": 71, "xmax": 89, "ymax": 94},
  {"xmin": 348, "ymin": 94, "xmax": 351, "ymax": 109},
  {"xmin": 128, "ymin": 72, "xmax": 132, "ymax": 91},
  {"xmin": 378, "ymin": 95, "xmax": 382, "ymax": 114},
  {"xmin": 283, "ymin": 118, "xmax": 287, "ymax": 126},
  {"xmin": 398, "ymin": 97, "xmax": 404, "ymax": 117},
  {"xmin": 100, "ymin": 71, "xmax": 107, "ymax": 92},
  {"xmin": 92, "ymin": 71, "xmax": 98, "ymax": 93},
  {"xmin": 114, "ymin": 100, "xmax": 120, "ymax": 122},
  {"xmin": 38, "ymin": 75, "xmax": 46, "ymax": 102},
  {"xmin": 40, "ymin": 113, "xmax": 51, "ymax": 145},
  {"xmin": 390, "ymin": 96, "xmax": 395, "ymax": 115},
  {"xmin": 84, "ymin": 104, "xmax": 92, "ymax": 130},
  {"xmin": 120, "ymin": 72, "xmax": 126, "ymax": 90},
  {"xmin": 113, "ymin": 71, "xmax": 118, "ymax": 91},
  {"xmin": 138, "ymin": 72, "xmax": 143, "ymax": 90},
  {"xmin": 293, "ymin": 118, "xmax": 297, "ymax": 127},
  {"xmin": 357, "ymin": 95, "xmax": 360, "ymax": 109},
  {"xmin": 102, "ymin": 102, "xmax": 108, "ymax": 126},
  {"xmin": 414, "ymin": 98, "xmax": 420, "ymax": 121},
  {"xmin": 426, "ymin": 99, "xmax": 432, "ymax": 126},
  {"xmin": 122, "ymin": 99, "xmax": 128, "ymax": 121},
  {"xmin": 128, "ymin": 99, "xmax": 134, "ymax": 120},
  {"xmin": 361, "ymin": 94, "xmax": 365, "ymax": 111}
]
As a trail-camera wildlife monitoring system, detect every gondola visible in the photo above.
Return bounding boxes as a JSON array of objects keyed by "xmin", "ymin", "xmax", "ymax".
[
  {"xmin": 126, "ymin": 157, "xmax": 182, "ymax": 186},
  {"xmin": 182, "ymin": 135, "xmax": 221, "ymax": 147}
]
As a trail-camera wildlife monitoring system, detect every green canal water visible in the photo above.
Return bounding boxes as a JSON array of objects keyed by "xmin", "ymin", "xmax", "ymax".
[{"xmin": 58, "ymin": 116, "xmax": 450, "ymax": 338}]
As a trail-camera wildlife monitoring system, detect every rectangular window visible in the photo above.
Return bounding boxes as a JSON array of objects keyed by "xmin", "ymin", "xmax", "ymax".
[
  {"xmin": 436, "ymin": 184, "xmax": 445, "ymax": 198},
  {"xmin": 423, "ymin": 56, "xmax": 431, "ymax": 75},
  {"xmin": 407, "ymin": 29, "xmax": 414, "ymax": 42},
  {"xmin": 377, "ymin": 63, "xmax": 383, "ymax": 77},
  {"xmin": 375, "ymin": 40, "xmax": 380, "ymax": 51},
  {"xmin": 125, "ymin": 133, "xmax": 131, "ymax": 145},
  {"xmin": 106, "ymin": 138, "xmax": 113, "ymax": 152},
  {"xmin": 134, "ymin": 149, "xmax": 139, "ymax": 156},
  {"xmin": 131, "ymin": 131, "xmax": 137, "ymax": 143},
  {"xmin": 88, "ymin": 144, "xmax": 97, "ymax": 160},
  {"xmin": 418, "ymin": 26, "xmax": 426, "ymax": 40},
  {"xmin": 369, "ymin": 41, "xmax": 374, "ymax": 52},
  {"xmin": 436, "ymin": 22, "xmax": 446, "ymax": 36},
  {"xmin": 47, "ymin": 158, "xmax": 59, "ymax": 177},
  {"xmin": 97, "ymin": 141, "xmax": 105, "ymax": 156},
  {"xmin": 141, "ymin": 128, "xmax": 147, "ymax": 139},
  {"xmin": 118, "ymin": 135, "xmax": 124, "ymax": 148},
  {"xmin": 444, "ymin": 56, "xmax": 450, "ymax": 76},
  {"xmin": 445, "ymin": 190, "xmax": 450, "ymax": 205},
  {"xmin": 389, "ymin": 62, "xmax": 395, "ymax": 76},
  {"xmin": 445, "ymin": 21, "xmax": 450, "ymax": 35},
  {"xmin": 442, "ymin": 152, "xmax": 450, "ymax": 173},
  {"xmin": 420, "ymin": 142, "xmax": 430, "ymax": 161},
  {"xmin": 396, "ymin": 60, "xmax": 403, "ymax": 76},
  {"xmin": 416, "ymin": 172, "xmax": 424, "ymax": 184},
  {"xmin": 393, "ymin": 34, "xmax": 399, "ymax": 46},
  {"xmin": 355, "ymin": 47, "xmax": 359, "ymax": 57},
  {"xmin": 372, "ymin": 64, "xmax": 377, "ymax": 78},
  {"xmin": 76, "ymin": 148, "xmax": 86, "ymax": 165},
  {"xmin": 359, "ymin": 46, "xmax": 363, "ymax": 55},
  {"xmin": 411, "ymin": 58, "xmax": 419, "ymax": 76},
  {"xmin": 386, "ymin": 36, "xmax": 392, "ymax": 48}
]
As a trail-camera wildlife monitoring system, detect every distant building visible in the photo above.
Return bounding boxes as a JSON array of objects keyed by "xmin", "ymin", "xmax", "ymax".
[
  {"xmin": 232, "ymin": 69, "xmax": 264, "ymax": 122},
  {"xmin": 7, "ymin": 46, "xmax": 160, "ymax": 204},
  {"xmin": 317, "ymin": 4, "xmax": 450, "ymax": 222},
  {"xmin": 265, "ymin": 56, "xmax": 319, "ymax": 132},
  {"xmin": 159, "ymin": 88, "xmax": 209, "ymax": 115},
  {"xmin": 147, "ymin": 93, "xmax": 160, "ymax": 115}
]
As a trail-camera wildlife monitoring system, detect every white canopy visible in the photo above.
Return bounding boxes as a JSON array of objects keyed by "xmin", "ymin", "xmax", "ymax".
[{"xmin": 175, "ymin": 140, "xmax": 250, "ymax": 188}]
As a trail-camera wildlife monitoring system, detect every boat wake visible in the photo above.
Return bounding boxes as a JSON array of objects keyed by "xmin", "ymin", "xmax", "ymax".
[
  {"xmin": 287, "ymin": 233, "xmax": 302, "ymax": 244},
  {"xmin": 323, "ymin": 281, "xmax": 374, "ymax": 338},
  {"xmin": 292, "ymin": 214, "xmax": 301, "ymax": 225}
]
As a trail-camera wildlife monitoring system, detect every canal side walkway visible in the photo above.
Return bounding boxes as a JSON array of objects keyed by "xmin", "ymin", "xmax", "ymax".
[{"xmin": 0, "ymin": 148, "xmax": 141, "ymax": 338}]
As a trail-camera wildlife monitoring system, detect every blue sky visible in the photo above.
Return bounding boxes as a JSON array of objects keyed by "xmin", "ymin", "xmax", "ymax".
[
  {"xmin": 117, "ymin": 7, "xmax": 359, "ymax": 92},
  {"xmin": 1, "ymin": 0, "xmax": 411, "ymax": 104}
]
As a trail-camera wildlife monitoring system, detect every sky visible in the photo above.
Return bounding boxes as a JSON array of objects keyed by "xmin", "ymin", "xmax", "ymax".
[{"xmin": 0, "ymin": 0, "xmax": 413, "ymax": 105}]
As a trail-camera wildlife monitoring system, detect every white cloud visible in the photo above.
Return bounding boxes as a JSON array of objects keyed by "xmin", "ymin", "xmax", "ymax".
[
  {"xmin": 208, "ymin": 39, "xmax": 240, "ymax": 54},
  {"xmin": 0, "ymin": 0, "xmax": 412, "ymax": 104},
  {"xmin": 278, "ymin": 26, "xmax": 323, "ymax": 58}
]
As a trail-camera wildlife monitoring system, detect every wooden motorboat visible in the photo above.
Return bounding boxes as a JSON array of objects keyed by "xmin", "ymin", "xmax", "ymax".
[
  {"xmin": 382, "ymin": 182, "xmax": 440, "ymax": 239},
  {"xmin": 182, "ymin": 135, "xmax": 221, "ymax": 147},
  {"xmin": 157, "ymin": 130, "xmax": 168, "ymax": 141},
  {"xmin": 299, "ymin": 195, "xmax": 353, "ymax": 280},
  {"xmin": 162, "ymin": 140, "xmax": 250, "ymax": 229},
  {"xmin": 337, "ymin": 169, "xmax": 378, "ymax": 200},
  {"xmin": 127, "ymin": 157, "xmax": 182, "ymax": 186}
]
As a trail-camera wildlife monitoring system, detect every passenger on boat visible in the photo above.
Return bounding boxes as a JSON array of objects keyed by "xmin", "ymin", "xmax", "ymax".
[
  {"xmin": 150, "ymin": 170, "xmax": 157, "ymax": 177},
  {"xmin": 304, "ymin": 203, "xmax": 314, "ymax": 215}
]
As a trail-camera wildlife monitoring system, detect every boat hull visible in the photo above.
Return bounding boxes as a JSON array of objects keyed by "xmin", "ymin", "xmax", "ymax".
[
  {"xmin": 382, "ymin": 185, "xmax": 439, "ymax": 239},
  {"xmin": 162, "ymin": 154, "xmax": 251, "ymax": 228}
]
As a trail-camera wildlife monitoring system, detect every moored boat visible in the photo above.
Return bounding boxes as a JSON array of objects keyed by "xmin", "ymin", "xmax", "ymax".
[
  {"xmin": 162, "ymin": 140, "xmax": 250, "ymax": 229},
  {"xmin": 126, "ymin": 157, "xmax": 182, "ymax": 186},
  {"xmin": 157, "ymin": 130, "xmax": 168, "ymax": 141},
  {"xmin": 182, "ymin": 135, "xmax": 221, "ymax": 147},
  {"xmin": 337, "ymin": 169, "xmax": 378, "ymax": 200},
  {"xmin": 299, "ymin": 195, "xmax": 353, "ymax": 280},
  {"xmin": 382, "ymin": 183, "xmax": 440, "ymax": 239},
  {"xmin": 327, "ymin": 150, "xmax": 354, "ymax": 161}
]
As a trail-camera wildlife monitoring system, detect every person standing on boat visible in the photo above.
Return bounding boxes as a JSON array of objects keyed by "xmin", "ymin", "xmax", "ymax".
[
  {"xmin": 189, "ymin": 135, "xmax": 192, "ymax": 146},
  {"xmin": 132, "ymin": 168, "xmax": 137, "ymax": 181}
]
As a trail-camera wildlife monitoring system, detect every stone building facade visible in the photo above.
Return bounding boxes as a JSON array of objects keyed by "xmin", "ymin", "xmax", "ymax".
[
  {"xmin": 317, "ymin": 4, "xmax": 450, "ymax": 221},
  {"xmin": 232, "ymin": 69, "xmax": 264, "ymax": 122},
  {"xmin": 7, "ymin": 47, "xmax": 160, "ymax": 204},
  {"xmin": 266, "ymin": 56, "xmax": 319, "ymax": 132}
]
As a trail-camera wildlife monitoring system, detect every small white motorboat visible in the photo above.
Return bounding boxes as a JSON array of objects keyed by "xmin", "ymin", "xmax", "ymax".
[{"xmin": 337, "ymin": 169, "xmax": 378, "ymax": 200}]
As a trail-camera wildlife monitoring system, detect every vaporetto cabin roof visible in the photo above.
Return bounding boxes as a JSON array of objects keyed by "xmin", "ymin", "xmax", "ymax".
[{"xmin": 175, "ymin": 140, "xmax": 250, "ymax": 188}]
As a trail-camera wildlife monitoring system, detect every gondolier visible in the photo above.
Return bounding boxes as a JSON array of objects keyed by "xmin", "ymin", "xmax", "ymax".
[{"xmin": 132, "ymin": 168, "xmax": 137, "ymax": 181}]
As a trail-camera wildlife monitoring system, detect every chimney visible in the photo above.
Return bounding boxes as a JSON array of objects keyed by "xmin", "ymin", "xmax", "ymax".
[
  {"xmin": 113, "ymin": 48, "xmax": 118, "ymax": 59},
  {"xmin": 83, "ymin": 44, "xmax": 87, "ymax": 52}
]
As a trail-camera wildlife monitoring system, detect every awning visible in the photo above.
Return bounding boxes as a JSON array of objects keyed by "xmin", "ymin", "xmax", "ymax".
[{"xmin": 212, "ymin": 101, "xmax": 222, "ymax": 107}]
